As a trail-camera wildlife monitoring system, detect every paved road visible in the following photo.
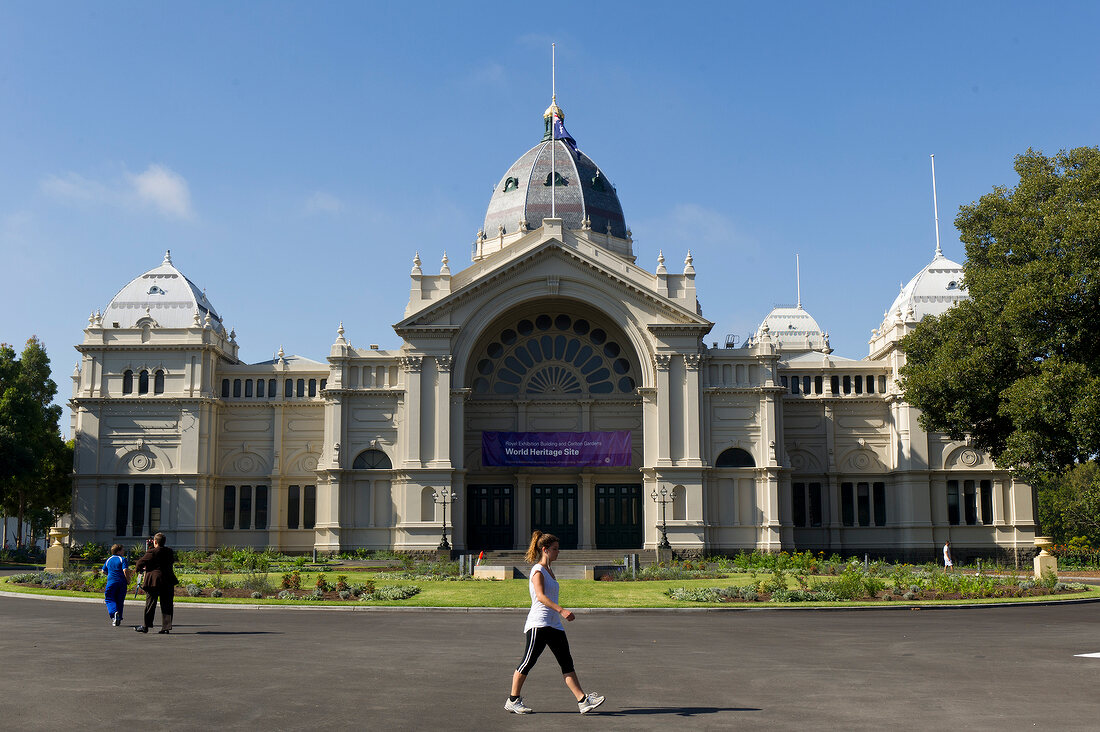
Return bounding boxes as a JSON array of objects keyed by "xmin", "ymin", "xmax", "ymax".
[{"xmin": 1, "ymin": 594, "xmax": 1098, "ymax": 731}]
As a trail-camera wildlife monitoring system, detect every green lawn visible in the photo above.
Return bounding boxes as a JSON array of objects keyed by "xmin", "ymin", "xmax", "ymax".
[{"xmin": 4, "ymin": 572, "xmax": 1100, "ymax": 608}]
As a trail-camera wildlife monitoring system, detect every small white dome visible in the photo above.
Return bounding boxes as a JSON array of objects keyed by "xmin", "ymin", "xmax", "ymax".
[
  {"xmin": 102, "ymin": 250, "xmax": 223, "ymax": 330},
  {"xmin": 887, "ymin": 251, "xmax": 967, "ymax": 323},
  {"xmin": 754, "ymin": 304, "xmax": 828, "ymax": 352}
]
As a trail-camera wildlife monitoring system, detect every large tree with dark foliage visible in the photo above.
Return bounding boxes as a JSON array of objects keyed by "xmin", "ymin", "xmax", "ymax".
[
  {"xmin": 900, "ymin": 147, "xmax": 1100, "ymax": 489},
  {"xmin": 0, "ymin": 338, "xmax": 72, "ymax": 546}
]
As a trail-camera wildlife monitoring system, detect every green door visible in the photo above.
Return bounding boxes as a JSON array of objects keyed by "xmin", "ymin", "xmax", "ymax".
[
  {"xmin": 466, "ymin": 485, "xmax": 514, "ymax": 551},
  {"xmin": 595, "ymin": 484, "xmax": 642, "ymax": 549},
  {"xmin": 530, "ymin": 484, "xmax": 578, "ymax": 550}
]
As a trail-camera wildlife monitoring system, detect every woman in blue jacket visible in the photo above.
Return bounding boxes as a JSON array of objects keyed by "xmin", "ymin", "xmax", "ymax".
[{"xmin": 101, "ymin": 544, "xmax": 132, "ymax": 626}]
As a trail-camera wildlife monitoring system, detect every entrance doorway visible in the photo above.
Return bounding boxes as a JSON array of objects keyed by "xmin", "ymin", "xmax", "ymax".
[
  {"xmin": 595, "ymin": 484, "xmax": 642, "ymax": 549},
  {"xmin": 466, "ymin": 485, "xmax": 514, "ymax": 551},
  {"xmin": 531, "ymin": 484, "xmax": 578, "ymax": 549}
]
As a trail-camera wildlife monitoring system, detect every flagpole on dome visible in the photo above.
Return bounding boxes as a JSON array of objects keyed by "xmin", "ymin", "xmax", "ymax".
[
  {"xmin": 551, "ymin": 42, "xmax": 556, "ymax": 220},
  {"xmin": 930, "ymin": 154, "xmax": 942, "ymax": 258}
]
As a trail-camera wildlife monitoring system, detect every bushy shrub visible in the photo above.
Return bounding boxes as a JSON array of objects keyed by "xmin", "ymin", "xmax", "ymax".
[
  {"xmin": 335, "ymin": 575, "xmax": 348, "ymax": 591},
  {"xmin": 281, "ymin": 572, "xmax": 301, "ymax": 590},
  {"xmin": 277, "ymin": 590, "xmax": 294, "ymax": 600},
  {"xmin": 251, "ymin": 591, "xmax": 263, "ymax": 599},
  {"xmin": 831, "ymin": 569, "xmax": 867, "ymax": 601},
  {"xmin": 238, "ymin": 572, "xmax": 273, "ymax": 595},
  {"xmin": 315, "ymin": 576, "xmax": 331, "ymax": 592},
  {"xmin": 738, "ymin": 586, "xmax": 758, "ymax": 601},
  {"xmin": 186, "ymin": 584, "xmax": 203, "ymax": 597},
  {"xmin": 362, "ymin": 584, "xmax": 421, "ymax": 601},
  {"xmin": 79, "ymin": 542, "xmax": 109, "ymax": 563},
  {"xmin": 211, "ymin": 588, "xmax": 223, "ymax": 598},
  {"xmin": 337, "ymin": 590, "xmax": 352, "ymax": 600}
]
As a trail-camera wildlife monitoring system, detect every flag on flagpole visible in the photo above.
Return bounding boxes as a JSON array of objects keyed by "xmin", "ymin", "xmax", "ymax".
[{"xmin": 552, "ymin": 112, "xmax": 578, "ymax": 155}]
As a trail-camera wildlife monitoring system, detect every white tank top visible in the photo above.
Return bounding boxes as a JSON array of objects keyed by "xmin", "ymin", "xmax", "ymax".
[{"xmin": 524, "ymin": 563, "xmax": 564, "ymax": 632}]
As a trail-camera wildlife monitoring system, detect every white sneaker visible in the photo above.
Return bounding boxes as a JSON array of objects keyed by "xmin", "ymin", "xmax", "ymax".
[
  {"xmin": 504, "ymin": 696, "xmax": 533, "ymax": 714},
  {"xmin": 112, "ymin": 612, "xmax": 121, "ymax": 627},
  {"xmin": 578, "ymin": 692, "xmax": 605, "ymax": 714}
]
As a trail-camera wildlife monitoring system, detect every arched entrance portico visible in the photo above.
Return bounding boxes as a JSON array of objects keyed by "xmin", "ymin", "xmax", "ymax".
[{"xmin": 461, "ymin": 301, "xmax": 645, "ymax": 551}]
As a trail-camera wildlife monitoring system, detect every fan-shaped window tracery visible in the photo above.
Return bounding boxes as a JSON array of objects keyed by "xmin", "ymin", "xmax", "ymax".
[{"xmin": 471, "ymin": 313, "xmax": 637, "ymax": 396}]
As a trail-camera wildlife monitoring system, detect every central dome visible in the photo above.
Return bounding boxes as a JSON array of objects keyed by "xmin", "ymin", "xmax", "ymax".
[{"xmin": 483, "ymin": 103, "xmax": 627, "ymax": 241}]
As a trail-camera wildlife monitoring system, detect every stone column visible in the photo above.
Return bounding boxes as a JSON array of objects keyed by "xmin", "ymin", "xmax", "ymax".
[
  {"xmin": 433, "ymin": 356, "xmax": 453, "ymax": 468},
  {"xmin": 400, "ymin": 356, "xmax": 423, "ymax": 468},
  {"xmin": 580, "ymin": 473, "xmax": 595, "ymax": 549},
  {"xmin": 683, "ymin": 354, "xmax": 703, "ymax": 463},
  {"xmin": 654, "ymin": 354, "xmax": 672, "ymax": 465}
]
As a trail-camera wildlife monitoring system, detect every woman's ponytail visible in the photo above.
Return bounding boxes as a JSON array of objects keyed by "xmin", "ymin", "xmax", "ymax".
[{"xmin": 524, "ymin": 529, "xmax": 560, "ymax": 564}]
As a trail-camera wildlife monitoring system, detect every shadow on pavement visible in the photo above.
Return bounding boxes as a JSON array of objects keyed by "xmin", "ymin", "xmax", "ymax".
[
  {"xmin": 192, "ymin": 630, "xmax": 284, "ymax": 635},
  {"xmin": 597, "ymin": 706, "xmax": 761, "ymax": 716}
]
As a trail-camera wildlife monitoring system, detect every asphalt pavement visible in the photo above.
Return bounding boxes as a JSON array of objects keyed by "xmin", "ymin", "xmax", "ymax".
[{"xmin": 1, "ymin": 593, "xmax": 1098, "ymax": 731}]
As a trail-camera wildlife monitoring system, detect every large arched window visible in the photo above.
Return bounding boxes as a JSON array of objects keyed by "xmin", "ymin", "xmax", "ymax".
[
  {"xmin": 470, "ymin": 312, "xmax": 637, "ymax": 395},
  {"xmin": 352, "ymin": 449, "xmax": 392, "ymax": 470},
  {"xmin": 138, "ymin": 370, "xmax": 150, "ymax": 395},
  {"xmin": 123, "ymin": 370, "xmax": 134, "ymax": 395},
  {"xmin": 153, "ymin": 370, "xmax": 165, "ymax": 394},
  {"xmin": 715, "ymin": 447, "xmax": 755, "ymax": 468}
]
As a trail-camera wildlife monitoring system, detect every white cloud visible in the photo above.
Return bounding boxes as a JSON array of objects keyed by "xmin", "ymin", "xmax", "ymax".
[
  {"xmin": 40, "ymin": 164, "xmax": 195, "ymax": 220},
  {"xmin": 304, "ymin": 191, "xmax": 343, "ymax": 215},
  {"xmin": 128, "ymin": 165, "xmax": 194, "ymax": 220}
]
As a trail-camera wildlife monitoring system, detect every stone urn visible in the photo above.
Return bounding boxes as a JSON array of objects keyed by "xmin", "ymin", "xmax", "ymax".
[
  {"xmin": 1033, "ymin": 536, "xmax": 1057, "ymax": 579},
  {"xmin": 48, "ymin": 526, "xmax": 69, "ymax": 548},
  {"xmin": 1033, "ymin": 536, "xmax": 1054, "ymax": 557}
]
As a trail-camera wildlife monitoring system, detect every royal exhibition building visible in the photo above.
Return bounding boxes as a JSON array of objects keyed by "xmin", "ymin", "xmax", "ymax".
[{"xmin": 67, "ymin": 101, "xmax": 1037, "ymax": 561}]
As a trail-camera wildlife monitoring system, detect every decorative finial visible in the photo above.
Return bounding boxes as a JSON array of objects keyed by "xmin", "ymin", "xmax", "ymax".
[
  {"xmin": 335, "ymin": 322, "xmax": 347, "ymax": 345},
  {"xmin": 823, "ymin": 331, "xmax": 832, "ymax": 355},
  {"xmin": 94, "ymin": 310, "xmax": 102, "ymax": 326},
  {"xmin": 581, "ymin": 214, "xmax": 591, "ymax": 231},
  {"xmin": 192, "ymin": 309, "xmax": 201, "ymax": 327},
  {"xmin": 440, "ymin": 252, "xmax": 450, "ymax": 275},
  {"xmin": 163, "ymin": 249, "xmax": 172, "ymax": 265},
  {"xmin": 656, "ymin": 250, "xmax": 666, "ymax": 274},
  {"xmin": 518, "ymin": 219, "xmax": 529, "ymax": 233},
  {"xmin": 412, "ymin": 252, "xmax": 422, "ymax": 275},
  {"xmin": 88, "ymin": 312, "xmax": 95, "ymax": 326},
  {"xmin": 229, "ymin": 328, "xmax": 237, "ymax": 342},
  {"xmin": 476, "ymin": 229, "xmax": 486, "ymax": 243},
  {"xmin": 277, "ymin": 345, "xmax": 285, "ymax": 361},
  {"xmin": 203, "ymin": 311, "xmax": 212, "ymax": 328},
  {"xmin": 683, "ymin": 250, "xmax": 695, "ymax": 274}
]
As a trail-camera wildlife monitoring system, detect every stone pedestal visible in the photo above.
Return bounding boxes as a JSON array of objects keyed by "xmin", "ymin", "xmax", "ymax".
[
  {"xmin": 45, "ymin": 527, "xmax": 70, "ymax": 573},
  {"xmin": 656, "ymin": 546, "xmax": 674, "ymax": 564},
  {"xmin": 1033, "ymin": 536, "xmax": 1057, "ymax": 580}
]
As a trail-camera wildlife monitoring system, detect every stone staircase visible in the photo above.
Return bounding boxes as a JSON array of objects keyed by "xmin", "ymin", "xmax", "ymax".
[{"xmin": 471, "ymin": 549, "xmax": 654, "ymax": 579}]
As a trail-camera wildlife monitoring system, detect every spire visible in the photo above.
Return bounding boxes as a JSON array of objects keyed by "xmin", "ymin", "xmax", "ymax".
[
  {"xmin": 163, "ymin": 249, "xmax": 172, "ymax": 265},
  {"xmin": 930, "ymin": 154, "xmax": 943, "ymax": 258}
]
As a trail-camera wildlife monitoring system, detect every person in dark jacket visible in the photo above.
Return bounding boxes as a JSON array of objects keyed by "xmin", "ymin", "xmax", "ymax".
[{"xmin": 134, "ymin": 532, "xmax": 178, "ymax": 634}]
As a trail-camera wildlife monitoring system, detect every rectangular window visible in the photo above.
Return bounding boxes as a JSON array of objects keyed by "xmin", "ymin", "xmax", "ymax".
[
  {"xmin": 239, "ymin": 485, "xmax": 252, "ymax": 530},
  {"xmin": 857, "ymin": 482, "xmax": 870, "ymax": 526},
  {"xmin": 980, "ymin": 480, "xmax": 993, "ymax": 525},
  {"xmin": 841, "ymin": 482, "xmax": 854, "ymax": 526},
  {"xmin": 132, "ymin": 483, "xmax": 145, "ymax": 538},
  {"xmin": 780, "ymin": 375, "xmax": 788, "ymax": 388},
  {"xmin": 285, "ymin": 379, "xmax": 293, "ymax": 398},
  {"xmin": 256, "ymin": 379, "xmax": 265, "ymax": 398},
  {"xmin": 802, "ymin": 376, "xmax": 811, "ymax": 394},
  {"xmin": 814, "ymin": 376, "xmax": 823, "ymax": 394},
  {"xmin": 149, "ymin": 484, "xmax": 162, "ymax": 533},
  {"xmin": 873, "ymin": 482, "xmax": 886, "ymax": 526},
  {"xmin": 308, "ymin": 378, "xmax": 317, "ymax": 397},
  {"xmin": 233, "ymin": 379, "xmax": 242, "ymax": 398},
  {"xmin": 854, "ymin": 375, "xmax": 863, "ymax": 394},
  {"xmin": 269, "ymin": 379, "xmax": 277, "ymax": 398},
  {"xmin": 809, "ymin": 483, "xmax": 822, "ymax": 527},
  {"xmin": 255, "ymin": 486, "xmax": 268, "ymax": 530},
  {"xmin": 245, "ymin": 379, "xmax": 253, "ymax": 397},
  {"xmin": 878, "ymin": 375, "xmax": 887, "ymax": 393},
  {"xmin": 791, "ymin": 377, "xmax": 800, "ymax": 395},
  {"xmin": 221, "ymin": 379, "xmax": 230, "ymax": 398},
  {"xmin": 287, "ymin": 485, "xmax": 300, "ymax": 529},
  {"xmin": 792, "ymin": 482, "xmax": 806, "ymax": 527},
  {"xmin": 964, "ymin": 480, "xmax": 978, "ymax": 525},
  {"xmin": 843, "ymin": 375, "xmax": 851, "ymax": 394},
  {"xmin": 303, "ymin": 485, "xmax": 316, "ymax": 529},
  {"xmin": 115, "ymin": 484, "xmax": 129, "ymax": 536},
  {"xmin": 867, "ymin": 375, "xmax": 875, "ymax": 394},
  {"xmin": 297, "ymin": 379, "xmax": 305, "ymax": 397},
  {"xmin": 947, "ymin": 480, "xmax": 960, "ymax": 525},
  {"xmin": 830, "ymin": 375, "xmax": 839, "ymax": 394},
  {"xmin": 320, "ymin": 378, "xmax": 327, "ymax": 391},
  {"xmin": 223, "ymin": 485, "xmax": 236, "ymax": 530}
]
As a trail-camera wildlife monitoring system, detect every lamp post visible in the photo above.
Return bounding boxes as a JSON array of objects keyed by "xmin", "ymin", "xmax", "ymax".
[
  {"xmin": 434, "ymin": 487, "xmax": 457, "ymax": 551},
  {"xmin": 650, "ymin": 487, "xmax": 672, "ymax": 549}
]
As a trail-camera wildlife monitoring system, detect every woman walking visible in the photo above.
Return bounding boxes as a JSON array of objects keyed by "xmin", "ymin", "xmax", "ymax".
[
  {"xmin": 101, "ymin": 544, "xmax": 132, "ymax": 626},
  {"xmin": 505, "ymin": 530, "xmax": 604, "ymax": 715}
]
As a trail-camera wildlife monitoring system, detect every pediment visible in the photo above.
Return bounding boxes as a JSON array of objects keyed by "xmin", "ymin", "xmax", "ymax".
[{"xmin": 395, "ymin": 232, "xmax": 711, "ymax": 333}]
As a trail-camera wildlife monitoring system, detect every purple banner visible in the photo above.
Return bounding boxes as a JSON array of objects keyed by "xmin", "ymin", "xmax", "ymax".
[{"xmin": 482, "ymin": 431, "xmax": 632, "ymax": 467}]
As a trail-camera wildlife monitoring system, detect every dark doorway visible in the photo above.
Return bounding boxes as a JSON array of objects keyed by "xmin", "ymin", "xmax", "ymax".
[
  {"xmin": 531, "ymin": 484, "xmax": 578, "ymax": 549},
  {"xmin": 467, "ymin": 485, "xmax": 514, "ymax": 551},
  {"xmin": 595, "ymin": 484, "xmax": 642, "ymax": 549}
]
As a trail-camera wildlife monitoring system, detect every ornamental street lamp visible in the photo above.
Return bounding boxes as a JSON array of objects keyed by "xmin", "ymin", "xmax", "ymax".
[
  {"xmin": 433, "ymin": 487, "xmax": 457, "ymax": 551},
  {"xmin": 650, "ymin": 487, "xmax": 672, "ymax": 549}
]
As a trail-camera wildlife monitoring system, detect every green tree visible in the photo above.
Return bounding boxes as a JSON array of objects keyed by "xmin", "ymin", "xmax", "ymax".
[
  {"xmin": 900, "ymin": 147, "xmax": 1100, "ymax": 486},
  {"xmin": 0, "ymin": 337, "xmax": 71, "ymax": 546}
]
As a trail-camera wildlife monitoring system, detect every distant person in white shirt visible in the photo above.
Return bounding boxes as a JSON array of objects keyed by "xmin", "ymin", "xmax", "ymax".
[{"xmin": 943, "ymin": 540, "xmax": 954, "ymax": 572}]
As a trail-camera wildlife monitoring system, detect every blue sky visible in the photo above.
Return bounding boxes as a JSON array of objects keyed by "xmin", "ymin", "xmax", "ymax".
[{"xmin": 2, "ymin": 2, "xmax": 1098, "ymax": 417}]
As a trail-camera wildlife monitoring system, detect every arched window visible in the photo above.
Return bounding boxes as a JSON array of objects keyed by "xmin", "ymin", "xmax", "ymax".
[
  {"xmin": 233, "ymin": 379, "xmax": 242, "ymax": 398},
  {"xmin": 308, "ymin": 378, "xmax": 317, "ymax": 397},
  {"xmin": 221, "ymin": 379, "xmax": 230, "ymax": 398},
  {"xmin": 671, "ymin": 485, "xmax": 686, "ymax": 521},
  {"xmin": 285, "ymin": 379, "xmax": 293, "ymax": 398},
  {"xmin": 154, "ymin": 370, "xmax": 165, "ymax": 394},
  {"xmin": 715, "ymin": 447, "xmax": 755, "ymax": 468},
  {"xmin": 296, "ymin": 379, "xmax": 305, "ymax": 397},
  {"xmin": 138, "ymin": 370, "xmax": 150, "ymax": 394},
  {"xmin": 352, "ymin": 449, "xmax": 392, "ymax": 470},
  {"xmin": 269, "ymin": 379, "xmax": 277, "ymax": 398},
  {"xmin": 123, "ymin": 370, "xmax": 134, "ymax": 395},
  {"xmin": 469, "ymin": 312, "xmax": 637, "ymax": 395}
]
